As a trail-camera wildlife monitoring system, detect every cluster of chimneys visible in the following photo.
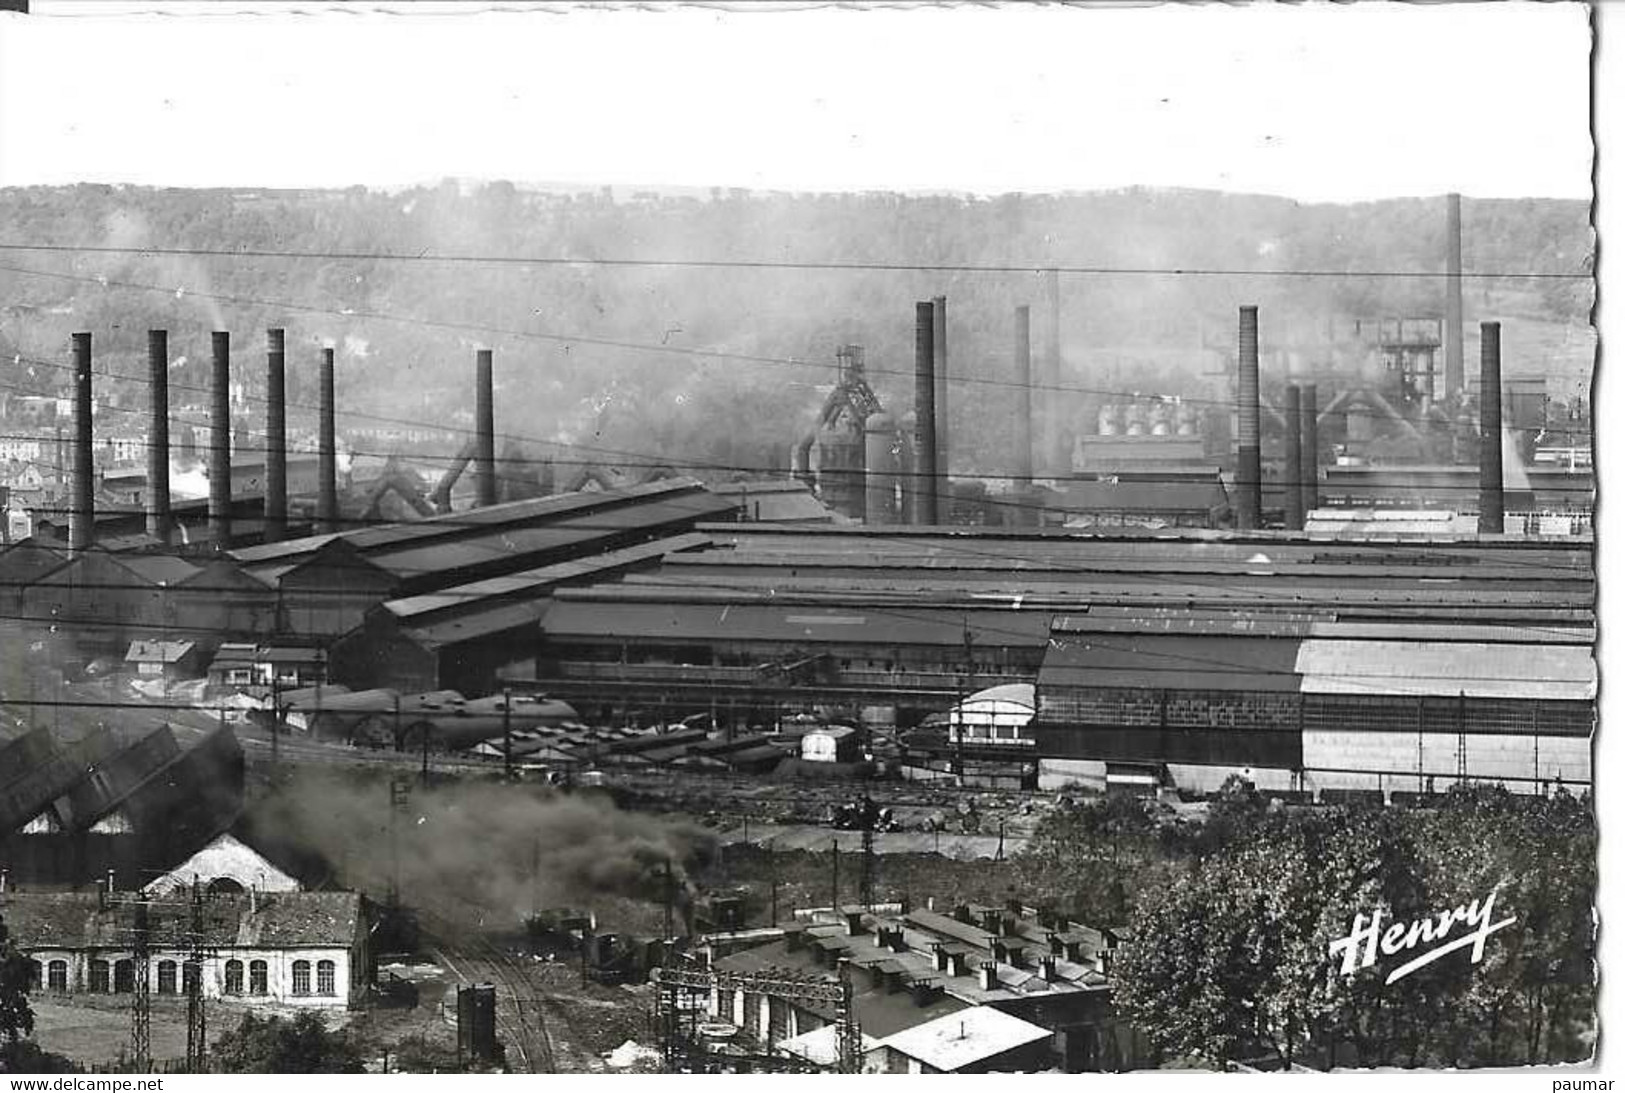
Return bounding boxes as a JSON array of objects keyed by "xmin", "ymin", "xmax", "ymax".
[
  {"xmin": 1230, "ymin": 304, "xmax": 1506, "ymax": 534},
  {"xmin": 65, "ymin": 333, "xmax": 502, "ymax": 552},
  {"xmin": 826, "ymin": 297, "xmax": 1043, "ymax": 528}
]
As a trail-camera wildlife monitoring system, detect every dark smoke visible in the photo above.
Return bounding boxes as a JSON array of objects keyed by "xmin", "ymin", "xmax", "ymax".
[{"xmin": 246, "ymin": 770, "xmax": 715, "ymax": 929}]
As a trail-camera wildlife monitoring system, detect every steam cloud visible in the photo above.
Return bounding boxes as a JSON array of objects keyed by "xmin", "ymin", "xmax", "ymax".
[{"xmin": 248, "ymin": 770, "xmax": 715, "ymax": 929}]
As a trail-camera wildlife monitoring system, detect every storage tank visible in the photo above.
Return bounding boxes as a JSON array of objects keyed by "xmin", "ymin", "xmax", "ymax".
[
  {"xmin": 1097, "ymin": 403, "xmax": 1120, "ymax": 436},
  {"xmin": 1124, "ymin": 402, "xmax": 1147, "ymax": 436},
  {"xmin": 1149, "ymin": 402, "xmax": 1172, "ymax": 436}
]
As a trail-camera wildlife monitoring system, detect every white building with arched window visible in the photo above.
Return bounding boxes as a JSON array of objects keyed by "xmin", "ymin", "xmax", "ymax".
[{"xmin": 2, "ymin": 889, "xmax": 367, "ymax": 1010}]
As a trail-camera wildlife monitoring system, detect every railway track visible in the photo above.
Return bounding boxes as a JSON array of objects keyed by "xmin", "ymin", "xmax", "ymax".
[{"xmin": 420, "ymin": 916, "xmax": 558, "ymax": 1073}]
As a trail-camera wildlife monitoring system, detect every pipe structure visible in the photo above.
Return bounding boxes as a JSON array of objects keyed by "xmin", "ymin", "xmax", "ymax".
[
  {"xmin": 932, "ymin": 295, "xmax": 949, "ymax": 517},
  {"xmin": 1235, "ymin": 306, "xmax": 1263, "ymax": 531},
  {"xmin": 475, "ymin": 349, "xmax": 497, "ymax": 508},
  {"xmin": 318, "ymin": 345, "xmax": 338, "ymax": 533},
  {"xmin": 1283, "ymin": 384, "xmax": 1304, "ymax": 531},
  {"xmin": 1300, "ymin": 382, "xmax": 1319, "ymax": 512},
  {"xmin": 914, "ymin": 302, "xmax": 939, "ymax": 525},
  {"xmin": 146, "ymin": 329, "xmax": 171, "ymax": 544},
  {"xmin": 1479, "ymin": 321, "xmax": 1505, "ymax": 535},
  {"xmin": 69, "ymin": 333, "xmax": 94, "ymax": 553},
  {"xmin": 1445, "ymin": 193, "xmax": 1465, "ymax": 398},
  {"xmin": 209, "ymin": 332, "xmax": 232, "ymax": 544},
  {"xmin": 264, "ymin": 328, "xmax": 287, "ymax": 542}
]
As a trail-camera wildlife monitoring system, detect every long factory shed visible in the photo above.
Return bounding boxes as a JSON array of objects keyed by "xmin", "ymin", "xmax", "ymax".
[{"xmin": 517, "ymin": 522, "xmax": 1593, "ymax": 715}]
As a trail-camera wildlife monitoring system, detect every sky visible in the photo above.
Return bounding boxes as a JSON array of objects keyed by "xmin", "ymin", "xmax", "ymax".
[{"xmin": 0, "ymin": 1, "xmax": 1595, "ymax": 202}]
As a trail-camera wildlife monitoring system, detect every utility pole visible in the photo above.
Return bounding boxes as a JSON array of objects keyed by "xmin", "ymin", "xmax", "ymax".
[
  {"xmin": 130, "ymin": 898, "xmax": 151, "ymax": 1073},
  {"xmin": 768, "ymin": 837, "xmax": 779, "ymax": 927},
  {"xmin": 421, "ymin": 718, "xmax": 431, "ymax": 787},
  {"xmin": 503, "ymin": 686, "xmax": 514, "ymax": 782},
  {"xmin": 270, "ymin": 671, "xmax": 280, "ymax": 769},
  {"xmin": 955, "ymin": 620, "xmax": 974, "ymax": 781},
  {"xmin": 184, "ymin": 881, "xmax": 208, "ymax": 1073},
  {"xmin": 830, "ymin": 837, "xmax": 840, "ymax": 914},
  {"xmin": 662, "ymin": 860, "xmax": 675, "ymax": 941},
  {"xmin": 858, "ymin": 798, "xmax": 877, "ymax": 912}
]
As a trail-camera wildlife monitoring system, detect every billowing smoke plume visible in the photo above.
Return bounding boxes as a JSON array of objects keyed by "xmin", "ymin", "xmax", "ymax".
[{"xmin": 246, "ymin": 770, "xmax": 715, "ymax": 929}]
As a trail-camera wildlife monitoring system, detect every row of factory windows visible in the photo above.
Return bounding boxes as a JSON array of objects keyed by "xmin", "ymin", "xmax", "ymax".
[
  {"xmin": 30, "ymin": 958, "xmax": 336, "ymax": 996},
  {"xmin": 1037, "ymin": 689, "xmax": 1595, "ymax": 737},
  {"xmin": 562, "ymin": 642, "xmax": 1029, "ymax": 674}
]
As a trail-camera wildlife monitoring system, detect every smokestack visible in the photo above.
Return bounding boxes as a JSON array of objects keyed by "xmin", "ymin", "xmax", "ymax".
[
  {"xmin": 146, "ymin": 330, "xmax": 171, "ymax": 545},
  {"xmin": 932, "ymin": 295, "xmax": 949, "ymax": 517},
  {"xmin": 1044, "ymin": 269, "xmax": 1062, "ymax": 474},
  {"xmin": 914, "ymin": 302, "xmax": 939, "ymax": 525},
  {"xmin": 1284, "ymin": 385, "xmax": 1304, "ymax": 531},
  {"xmin": 264, "ymin": 329, "xmax": 287, "ymax": 542},
  {"xmin": 1445, "ymin": 193, "xmax": 1465, "ymax": 398},
  {"xmin": 1479, "ymin": 321, "xmax": 1505, "ymax": 534},
  {"xmin": 475, "ymin": 349, "xmax": 497, "ymax": 508},
  {"xmin": 1235, "ymin": 307, "xmax": 1262, "ymax": 530},
  {"xmin": 209, "ymin": 332, "xmax": 232, "ymax": 545},
  {"xmin": 1300, "ymin": 382, "xmax": 1319, "ymax": 513},
  {"xmin": 69, "ymin": 332, "xmax": 94, "ymax": 553},
  {"xmin": 1007, "ymin": 306, "xmax": 1033, "ymax": 529},
  {"xmin": 318, "ymin": 346, "xmax": 338, "ymax": 533}
]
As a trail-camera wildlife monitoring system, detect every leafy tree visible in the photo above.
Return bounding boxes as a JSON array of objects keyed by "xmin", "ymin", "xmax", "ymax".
[
  {"xmin": 0, "ymin": 915, "xmax": 35, "ymax": 1050},
  {"xmin": 1113, "ymin": 794, "xmax": 1596, "ymax": 1070},
  {"xmin": 211, "ymin": 1012, "xmax": 367, "ymax": 1074},
  {"xmin": 0, "ymin": 914, "xmax": 77, "ymax": 1074},
  {"xmin": 1014, "ymin": 794, "xmax": 1167, "ymax": 924}
]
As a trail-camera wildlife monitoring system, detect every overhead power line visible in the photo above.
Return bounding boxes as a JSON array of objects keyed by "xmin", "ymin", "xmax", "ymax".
[{"xmin": 0, "ymin": 240, "xmax": 1593, "ymax": 280}]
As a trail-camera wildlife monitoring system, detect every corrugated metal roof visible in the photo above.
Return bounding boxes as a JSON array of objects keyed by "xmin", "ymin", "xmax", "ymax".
[
  {"xmin": 1295, "ymin": 640, "xmax": 1596, "ymax": 700},
  {"xmin": 384, "ymin": 532, "xmax": 712, "ymax": 621},
  {"xmin": 542, "ymin": 599, "xmax": 1056, "ymax": 648},
  {"xmin": 1052, "ymin": 609, "xmax": 1325, "ymax": 638},
  {"xmin": 114, "ymin": 554, "xmax": 203, "ymax": 587},
  {"xmin": 1305, "ymin": 621, "xmax": 1595, "ymax": 645},
  {"xmin": 371, "ymin": 493, "xmax": 736, "ymax": 584},
  {"xmin": 1039, "ymin": 633, "xmax": 1304, "ymax": 693},
  {"xmin": 230, "ymin": 478, "xmax": 717, "ymax": 565},
  {"xmin": 404, "ymin": 601, "xmax": 547, "ymax": 648}
]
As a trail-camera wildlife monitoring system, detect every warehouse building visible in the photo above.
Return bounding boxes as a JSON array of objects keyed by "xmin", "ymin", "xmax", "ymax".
[
  {"xmin": 1032, "ymin": 610, "xmax": 1593, "ymax": 795},
  {"xmin": 703, "ymin": 901, "xmax": 1143, "ymax": 1072},
  {"xmin": 0, "ymin": 725, "xmax": 246, "ymax": 888}
]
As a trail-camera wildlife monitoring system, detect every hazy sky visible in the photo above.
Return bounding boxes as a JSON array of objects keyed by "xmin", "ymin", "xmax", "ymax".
[{"xmin": 0, "ymin": 1, "xmax": 1594, "ymax": 202}]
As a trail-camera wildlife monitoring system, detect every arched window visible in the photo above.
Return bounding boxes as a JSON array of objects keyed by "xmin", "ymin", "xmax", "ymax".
[
  {"xmin": 316, "ymin": 960, "xmax": 336, "ymax": 996},
  {"xmin": 89, "ymin": 959, "xmax": 110, "ymax": 993},
  {"xmin": 292, "ymin": 960, "xmax": 311, "ymax": 996},
  {"xmin": 157, "ymin": 961, "xmax": 177, "ymax": 995},
  {"xmin": 224, "ymin": 960, "xmax": 244, "ymax": 995},
  {"xmin": 28, "ymin": 961, "xmax": 42, "ymax": 991},
  {"xmin": 182, "ymin": 962, "xmax": 200, "ymax": 996},
  {"xmin": 249, "ymin": 960, "xmax": 268, "ymax": 996},
  {"xmin": 113, "ymin": 959, "xmax": 135, "ymax": 994},
  {"xmin": 207, "ymin": 877, "xmax": 245, "ymax": 897},
  {"xmin": 47, "ymin": 960, "xmax": 67, "ymax": 992}
]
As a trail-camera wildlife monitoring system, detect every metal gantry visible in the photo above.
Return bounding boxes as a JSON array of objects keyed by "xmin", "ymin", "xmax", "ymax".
[{"xmin": 653, "ymin": 959, "xmax": 859, "ymax": 1073}]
